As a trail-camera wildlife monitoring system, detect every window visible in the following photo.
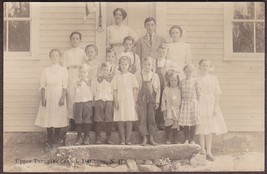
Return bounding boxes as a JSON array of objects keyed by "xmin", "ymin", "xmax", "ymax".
[
  {"xmin": 3, "ymin": 2, "xmax": 40, "ymax": 59},
  {"xmin": 224, "ymin": 2, "xmax": 265, "ymax": 61}
]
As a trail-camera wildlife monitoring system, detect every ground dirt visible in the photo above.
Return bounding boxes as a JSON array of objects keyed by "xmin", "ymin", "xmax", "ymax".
[{"xmin": 3, "ymin": 143, "xmax": 265, "ymax": 172}]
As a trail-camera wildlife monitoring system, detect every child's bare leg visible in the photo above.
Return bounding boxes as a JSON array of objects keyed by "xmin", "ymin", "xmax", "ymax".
[
  {"xmin": 148, "ymin": 102, "xmax": 157, "ymax": 145},
  {"xmin": 206, "ymin": 134, "xmax": 213, "ymax": 155},
  {"xmin": 141, "ymin": 135, "xmax": 147, "ymax": 146},
  {"xmin": 206, "ymin": 134, "xmax": 214, "ymax": 161},
  {"xmin": 199, "ymin": 134, "xmax": 206, "ymax": 154},
  {"xmin": 118, "ymin": 122, "xmax": 125, "ymax": 145},
  {"xmin": 125, "ymin": 121, "xmax": 133, "ymax": 145},
  {"xmin": 149, "ymin": 135, "xmax": 157, "ymax": 146},
  {"xmin": 189, "ymin": 126, "xmax": 196, "ymax": 144}
]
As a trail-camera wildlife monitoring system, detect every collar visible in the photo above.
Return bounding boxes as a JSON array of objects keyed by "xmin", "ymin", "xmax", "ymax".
[
  {"xmin": 156, "ymin": 58, "xmax": 166, "ymax": 67},
  {"xmin": 51, "ymin": 63, "xmax": 60, "ymax": 68},
  {"xmin": 147, "ymin": 32, "xmax": 155, "ymax": 38},
  {"xmin": 120, "ymin": 51, "xmax": 133, "ymax": 57},
  {"xmin": 141, "ymin": 70, "xmax": 153, "ymax": 80}
]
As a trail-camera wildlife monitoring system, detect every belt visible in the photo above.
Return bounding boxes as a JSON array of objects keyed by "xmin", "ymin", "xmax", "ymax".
[{"xmin": 67, "ymin": 65, "xmax": 80, "ymax": 70}]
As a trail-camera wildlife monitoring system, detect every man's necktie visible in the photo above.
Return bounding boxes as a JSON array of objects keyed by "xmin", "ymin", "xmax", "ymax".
[{"xmin": 149, "ymin": 34, "xmax": 152, "ymax": 46}]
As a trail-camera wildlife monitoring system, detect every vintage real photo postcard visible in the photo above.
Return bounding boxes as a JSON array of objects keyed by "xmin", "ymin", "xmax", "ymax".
[{"xmin": 3, "ymin": 1, "xmax": 265, "ymax": 172}]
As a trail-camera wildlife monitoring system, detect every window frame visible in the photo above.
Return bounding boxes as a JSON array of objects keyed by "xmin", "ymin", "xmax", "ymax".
[
  {"xmin": 4, "ymin": 2, "xmax": 40, "ymax": 60},
  {"xmin": 223, "ymin": 2, "xmax": 264, "ymax": 61}
]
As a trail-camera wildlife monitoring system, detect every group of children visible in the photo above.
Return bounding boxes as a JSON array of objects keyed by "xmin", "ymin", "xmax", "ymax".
[{"xmin": 35, "ymin": 17, "xmax": 227, "ymax": 161}]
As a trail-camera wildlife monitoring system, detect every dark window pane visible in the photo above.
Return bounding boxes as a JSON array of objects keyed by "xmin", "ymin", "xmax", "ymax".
[
  {"xmin": 4, "ymin": 21, "xmax": 7, "ymax": 52},
  {"xmin": 256, "ymin": 2, "xmax": 265, "ymax": 19},
  {"xmin": 233, "ymin": 2, "xmax": 254, "ymax": 19},
  {"xmin": 256, "ymin": 23, "xmax": 264, "ymax": 53},
  {"xmin": 233, "ymin": 22, "xmax": 254, "ymax": 53},
  {"xmin": 7, "ymin": 2, "xmax": 30, "ymax": 18},
  {"xmin": 8, "ymin": 21, "xmax": 30, "ymax": 52}
]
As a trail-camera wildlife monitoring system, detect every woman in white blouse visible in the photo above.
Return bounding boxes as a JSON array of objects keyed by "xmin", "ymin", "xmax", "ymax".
[
  {"xmin": 166, "ymin": 25, "xmax": 192, "ymax": 75},
  {"xmin": 106, "ymin": 8, "xmax": 138, "ymax": 63}
]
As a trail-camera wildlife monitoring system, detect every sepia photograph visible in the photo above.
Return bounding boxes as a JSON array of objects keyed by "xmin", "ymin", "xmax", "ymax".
[{"xmin": 2, "ymin": 1, "xmax": 265, "ymax": 172}]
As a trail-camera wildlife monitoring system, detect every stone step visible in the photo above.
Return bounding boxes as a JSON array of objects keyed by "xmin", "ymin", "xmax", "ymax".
[
  {"xmin": 65, "ymin": 131, "xmax": 186, "ymax": 146},
  {"xmin": 58, "ymin": 144, "xmax": 201, "ymax": 161}
]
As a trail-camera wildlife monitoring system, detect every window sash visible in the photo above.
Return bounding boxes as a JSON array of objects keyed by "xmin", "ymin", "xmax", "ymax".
[
  {"xmin": 4, "ymin": 2, "xmax": 40, "ymax": 60},
  {"xmin": 223, "ymin": 2, "xmax": 264, "ymax": 61},
  {"xmin": 4, "ymin": 2, "xmax": 32, "ymax": 55}
]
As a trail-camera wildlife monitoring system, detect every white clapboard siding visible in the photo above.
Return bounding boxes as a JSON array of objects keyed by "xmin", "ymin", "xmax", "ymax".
[
  {"xmin": 166, "ymin": 2, "xmax": 264, "ymax": 131},
  {"xmin": 4, "ymin": 2, "xmax": 96, "ymax": 132}
]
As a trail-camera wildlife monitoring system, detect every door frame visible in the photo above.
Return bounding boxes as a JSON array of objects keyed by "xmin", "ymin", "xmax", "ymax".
[{"xmin": 95, "ymin": 2, "xmax": 166, "ymax": 61}]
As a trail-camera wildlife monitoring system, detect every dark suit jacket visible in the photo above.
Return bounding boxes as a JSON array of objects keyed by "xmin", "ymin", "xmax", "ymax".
[{"xmin": 135, "ymin": 34, "xmax": 166, "ymax": 62}]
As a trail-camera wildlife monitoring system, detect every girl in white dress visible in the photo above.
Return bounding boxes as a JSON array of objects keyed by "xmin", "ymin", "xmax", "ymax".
[
  {"xmin": 166, "ymin": 25, "xmax": 192, "ymax": 76},
  {"xmin": 35, "ymin": 49, "xmax": 68, "ymax": 151},
  {"xmin": 113, "ymin": 56, "xmax": 139, "ymax": 145},
  {"xmin": 63, "ymin": 32, "xmax": 87, "ymax": 123},
  {"xmin": 107, "ymin": 8, "xmax": 138, "ymax": 63},
  {"xmin": 196, "ymin": 59, "xmax": 227, "ymax": 161}
]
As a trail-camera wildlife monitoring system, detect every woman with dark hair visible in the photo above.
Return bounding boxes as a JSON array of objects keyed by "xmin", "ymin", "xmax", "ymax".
[
  {"xmin": 107, "ymin": 8, "xmax": 138, "ymax": 63},
  {"xmin": 166, "ymin": 25, "xmax": 192, "ymax": 75}
]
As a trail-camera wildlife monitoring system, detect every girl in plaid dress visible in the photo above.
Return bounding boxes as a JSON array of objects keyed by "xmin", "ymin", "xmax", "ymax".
[{"xmin": 178, "ymin": 64, "xmax": 201, "ymax": 144}]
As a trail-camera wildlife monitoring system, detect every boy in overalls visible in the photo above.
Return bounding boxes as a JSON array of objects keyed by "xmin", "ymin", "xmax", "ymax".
[{"xmin": 136, "ymin": 57, "xmax": 161, "ymax": 146}]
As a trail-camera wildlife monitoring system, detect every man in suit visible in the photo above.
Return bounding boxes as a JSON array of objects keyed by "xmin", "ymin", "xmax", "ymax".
[{"xmin": 135, "ymin": 17, "xmax": 166, "ymax": 66}]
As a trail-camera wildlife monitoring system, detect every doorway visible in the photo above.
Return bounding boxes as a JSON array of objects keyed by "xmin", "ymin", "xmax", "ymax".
[{"xmin": 106, "ymin": 2, "xmax": 155, "ymax": 38}]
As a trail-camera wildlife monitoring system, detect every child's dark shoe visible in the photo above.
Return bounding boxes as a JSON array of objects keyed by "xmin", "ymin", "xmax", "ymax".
[
  {"xmin": 150, "ymin": 140, "xmax": 157, "ymax": 146},
  {"xmin": 126, "ymin": 140, "xmax": 132, "ymax": 145},
  {"xmin": 189, "ymin": 140, "xmax": 195, "ymax": 145},
  {"xmin": 149, "ymin": 136, "xmax": 157, "ymax": 146},
  {"xmin": 96, "ymin": 136, "xmax": 101, "ymax": 144},
  {"xmin": 166, "ymin": 139, "xmax": 171, "ymax": 144},
  {"xmin": 174, "ymin": 140, "xmax": 180, "ymax": 144},
  {"xmin": 184, "ymin": 140, "xmax": 189, "ymax": 144},
  {"xmin": 75, "ymin": 138, "xmax": 83, "ymax": 145},
  {"xmin": 141, "ymin": 136, "xmax": 147, "ymax": 146},
  {"xmin": 120, "ymin": 140, "xmax": 126, "ymax": 145},
  {"xmin": 107, "ymin": 136, "xmax": 114, "ymax": 144},
  {"xmin": 83, "ymin": 137, "xmax": 90, "ymax": 145}
]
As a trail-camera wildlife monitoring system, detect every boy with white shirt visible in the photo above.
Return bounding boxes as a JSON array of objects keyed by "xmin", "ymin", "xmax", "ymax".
[
  {"xmin": 93, "ymin": 62, "xmax": 114, "ymax": 144},
  {"xmin": 73, "ymin": 65, "xmax": 94, "ymax": 145}
]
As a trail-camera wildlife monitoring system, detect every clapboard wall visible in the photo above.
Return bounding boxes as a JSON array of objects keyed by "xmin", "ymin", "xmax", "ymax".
[
  {"xmin": 4, "ymin": 2, "xmax": 264, "ymax": 132},
  {"xmin": 163, "ymin": 2, "xmax": 264, "ymax": 131},
  {"xmin": 4, "ymin": 2, "xmax": 96, "ymax": 132}
]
